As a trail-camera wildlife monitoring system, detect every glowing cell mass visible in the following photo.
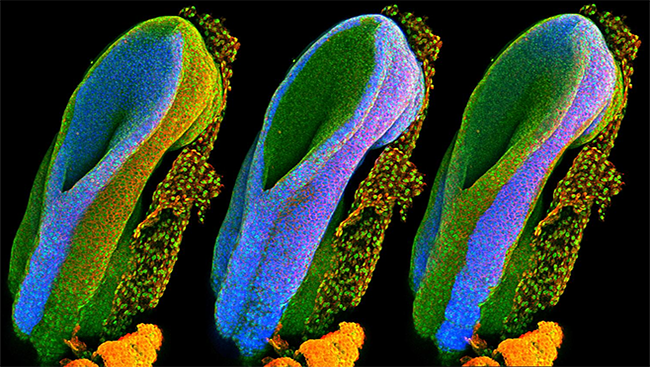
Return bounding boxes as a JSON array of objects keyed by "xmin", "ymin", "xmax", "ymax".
[
  {"xmin": 3, "ymin": 3, "xmax": 643, "ymax": 367},
  {"xmin": 8, "ymin": 8, "xmax": 237, "ymax": 363},
  {"xmin": 410, "ymin": 11, "xmax": 629, "ymax": 360},
  {"xmin": 211, "ymin": 12, "xmax": 427, "ymax": 357}
]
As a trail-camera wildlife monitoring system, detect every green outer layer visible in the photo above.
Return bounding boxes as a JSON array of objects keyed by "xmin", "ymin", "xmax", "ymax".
[
  {"xmin": 262, "ymin": 19, "xmax": 378, "ymax": 190},
  {"xmin": 413, "ymin": 14, "xmax": 586, "ymax": 341},
  {"xmin": 8, "ymin": 139, "xmax": 56, "ymax": 296},
  {"xmin": 409, "ymin": 132, "xmax": 456, "ymax": 291}
]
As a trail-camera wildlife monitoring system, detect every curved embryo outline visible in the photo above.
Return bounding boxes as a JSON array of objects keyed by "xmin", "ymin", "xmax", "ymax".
[
  {"xmin": 211, "ymin": 11, "xmax": 428, "ymax": 358},
  {"xmin": 3, "ymin": 3, "xmax": 644, "ymax": 367},
  {"xmin": 410, "ymin": 5, "xmax": 639, "ymax": 361},
  {"xmin": 8, "ymin": 8, "xmax": 238, "ymax": 363}
]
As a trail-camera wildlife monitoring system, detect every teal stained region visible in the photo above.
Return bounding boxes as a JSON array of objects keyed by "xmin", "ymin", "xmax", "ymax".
[
  {"xmin": 59, "ymin": 19, "xmax": 184, "ymax": 192},
  {"xmin": 410, "ymin": 13, "xmax": 620, "ymax": 358},
  {"xmin": 8, "ymin": 14, "xmax": 223, "ymax": 363}
]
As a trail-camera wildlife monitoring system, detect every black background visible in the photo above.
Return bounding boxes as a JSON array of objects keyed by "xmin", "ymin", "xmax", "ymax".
[{"xmin": 2, "ymin": 2, "xmax": 648, "ymax": 366}]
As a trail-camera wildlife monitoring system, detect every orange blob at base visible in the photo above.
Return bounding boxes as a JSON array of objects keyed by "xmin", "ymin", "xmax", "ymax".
[
  {"xmin": 297, "ymin": 322, "xmax": 365, "ymax": 367},
  {"xmin": 63, "ymin": 359, "xmax": 99, "ymax": 367},
  {"xmin": 264, "ymin": 322, "xmax": 366, "ymax": 367},
  {"xmin": 95, "ymin": 324, "xmax": 163, "ymax": 367},
  {"xmin": 62, "ymin": 324, "xmax": 163, "ymax": 367},
  {"xmin": 495, "ymin": 321, "xmax": 564, "ymax": 366},
  {"xmin": 460, "ymin": 321, "xmax": 564, "ymax": 367},
  {"xmin": 263, "ymin": 356, "xmax": 303, "ymax": 367},
  {"xmin": 461, "ymin": 356, "xmax": 500, "ymax": 366}
]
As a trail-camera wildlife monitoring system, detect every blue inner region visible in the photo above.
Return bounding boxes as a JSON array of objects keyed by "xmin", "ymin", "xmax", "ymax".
[
  {"xmin": 435, "ymin": 14, "xmax": 614, "ymax": 352},
  {"xmin": 14, "ymin": 23, "xmax": 184, "ymax": 336},
  {"xmin": 61, "ymin": 23, "xmax": 184, "ymax": 192},
  {"xmin": 211, "ymin": 14, "xmax": 424, "ymax": 357}
]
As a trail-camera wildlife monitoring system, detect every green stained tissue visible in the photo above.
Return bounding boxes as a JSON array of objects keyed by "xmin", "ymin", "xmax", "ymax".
[
  {"xmin": 263, "ymin": 19, "xmax": 376, "ymax": 190},
  {"xmin": 210, "ymin": 12, "xmax": 431, "ymax": 357},
  {"xmin": 8, "ymin": 7, "xmax": 238, "ymax": 363},
  {"xmin": 409, "ymin": 5, "xmax": 639, "ymax": 360},
  {"xmin": 274, "ymin": 5, "xmax": 442, "ymax": 341},
  {"xmin": 502, "ymin": 4, "xmax": 640, "ymax": 337}
]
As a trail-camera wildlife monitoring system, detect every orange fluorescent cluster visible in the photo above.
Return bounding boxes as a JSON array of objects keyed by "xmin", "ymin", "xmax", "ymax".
[
  {"xmin": 263, "ymin": 356, "xmax": 303, "ymax": 367},
  {"xmin": 94, "ymin": 324, "xmax": 163, "ymax": 367},
  {"xmin": 496, "ymin": 321, "xmax": 563, "ymax": 366},
  {"xmin": 297, "ymin": 322, "xmax": 365, "ymax": 367},
  {"xmin": 461, "ymin": 356, "xmax": 500, "ymax": 366},
  {"xmin": 63, "ymin": 359, "xmax": 99, "ymax": 367}
]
